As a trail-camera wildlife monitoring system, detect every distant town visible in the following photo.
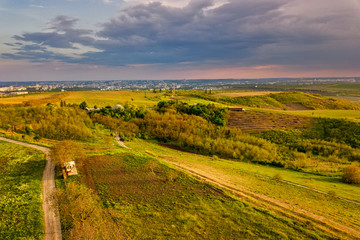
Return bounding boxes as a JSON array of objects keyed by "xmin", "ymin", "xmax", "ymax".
[{"xmin": 0, "ymin": 77, "xmax": 358, "ymax": 97}]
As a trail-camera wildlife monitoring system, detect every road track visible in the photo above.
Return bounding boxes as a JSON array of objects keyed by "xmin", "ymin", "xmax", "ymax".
[{"xmin": 0, "ymin": 137, "xmax": 62, "ymax": 240}]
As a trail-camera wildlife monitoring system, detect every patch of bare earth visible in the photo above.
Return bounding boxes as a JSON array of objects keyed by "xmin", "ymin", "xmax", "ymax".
[
  {"xmin": 227, "ymin": 110, "xmax": 312, "ymax": 132},
  {"xmin": 285, "ymin": 103, "xmax": 313, "ymax": 110}
]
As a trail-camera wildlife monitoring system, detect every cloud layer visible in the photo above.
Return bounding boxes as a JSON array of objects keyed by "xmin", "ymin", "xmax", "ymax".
[{"xmin": 3, "ymin": 0, "xmax": 360, "ymax": 71}]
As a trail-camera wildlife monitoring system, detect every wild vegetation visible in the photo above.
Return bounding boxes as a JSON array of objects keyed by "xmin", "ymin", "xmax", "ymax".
[
  {"xmin": 0, "ymin": 141, "xmax": 45, "ymax": 240},
  {"xmin": 156, "ymin": 100, "xmax": 228, "ymax": 126},
  {"xmin": 0, "ymin": 104, "xmax": 94, "ymax": 141},
  {"xmin": 51, "ymin": 181, "xmax": 124, "ymax": 240}
]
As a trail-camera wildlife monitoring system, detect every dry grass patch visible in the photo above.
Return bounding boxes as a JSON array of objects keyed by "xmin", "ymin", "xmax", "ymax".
[{"xmin": 214, "ymin": 91, "xmax": 281, "ymax": 97}]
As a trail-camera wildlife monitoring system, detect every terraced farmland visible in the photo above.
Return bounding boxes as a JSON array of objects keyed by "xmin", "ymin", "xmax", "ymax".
[{"xmin": 227, "ymin": 110, "xmax": 312, "ymax": 132}]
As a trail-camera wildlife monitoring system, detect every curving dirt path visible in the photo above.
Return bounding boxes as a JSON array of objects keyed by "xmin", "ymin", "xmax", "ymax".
[
  {"xmin": 115, "ymin": 131, "xmax": 130, "ymax": 149},
  {"xmin": 0, "ymin": 137, "xmax": 62, "ymax": 240}
]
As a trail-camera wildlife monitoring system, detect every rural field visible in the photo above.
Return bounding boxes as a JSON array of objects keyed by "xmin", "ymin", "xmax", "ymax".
[
  {"xmin": 0, "ymin": 86, "xmax": 360, "ymax": 239},
  {"xmin": 0, "ymin": 141, "xmax": 45, "ymax": 240}
]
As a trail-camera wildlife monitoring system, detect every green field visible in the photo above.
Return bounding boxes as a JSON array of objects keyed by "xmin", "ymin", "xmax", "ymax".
[
  {"xmin": 127, "ymin": 140, "xmax": 360, "ymax": 230},
  {"xmin": 77, "ymin": 145, "xmax": 334, "ymax": 239},
  {"xmin": 0, "ymin": 141, "xmax": 45, "ymax": 240},
  {"xmin": 0, "ymin": 90, "xmax": 223, "ymax": 108}
]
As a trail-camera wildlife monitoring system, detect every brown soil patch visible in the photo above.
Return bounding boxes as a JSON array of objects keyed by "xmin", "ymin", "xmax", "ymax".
[
  {"xmin": 214, "ymin": 91, "xmax": 281, "ymax": 97},
  {"xmin": 227, "ymin": 110, "xmax": 312, "ymax": 132},
  {"xmin": 285, "ymin": 103, "xmax": 313, "ymax": 110}
]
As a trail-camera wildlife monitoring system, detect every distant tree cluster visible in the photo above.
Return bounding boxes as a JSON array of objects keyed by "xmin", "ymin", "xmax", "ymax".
[
  {"xmin": 89, "ymin": 103, "xmax": 145, "ymax": 121},
  {"xmin": 156, "ymin": 100, "xmax": 228, "ymax": 126},
  {"xmin": 259, "ymin": 129, "xmax": 360, "ymax": 161},
  {"xmin": 304, "ymin": 118, "xmax": 360, "ymax": 148}
]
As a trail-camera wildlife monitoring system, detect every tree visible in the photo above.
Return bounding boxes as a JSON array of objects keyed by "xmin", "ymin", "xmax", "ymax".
[
  {"xmin": 79, "ymin": 101, "xmax": 88, "ymax": 110},
  {"xmin": 342, "ymin": 165, "xmax": 360, "ymax": 184}
]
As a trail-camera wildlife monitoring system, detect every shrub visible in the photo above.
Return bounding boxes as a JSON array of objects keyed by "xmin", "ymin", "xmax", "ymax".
[
  {"xmin": 273, "ymin": 173, "xmax": 282, "ymax": 181},
  {"xmin": 342, "ymin": 165, "xmax": 360, "ymax": 184}
]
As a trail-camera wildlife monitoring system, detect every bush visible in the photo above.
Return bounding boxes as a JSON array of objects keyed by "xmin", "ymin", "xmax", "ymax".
[{"xmin": 342, "ymin": 165, "xmax": 360, "ymax": 184}]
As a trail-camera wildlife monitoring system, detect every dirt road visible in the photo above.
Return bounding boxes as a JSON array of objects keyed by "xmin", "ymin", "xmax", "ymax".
[
  {"xmin": 0, "ymin": 137, "xmax": 62, "ymax": 240},
  {"xmin": 115, "ymin": 131, "xmax": 130, "ymax": 149}
]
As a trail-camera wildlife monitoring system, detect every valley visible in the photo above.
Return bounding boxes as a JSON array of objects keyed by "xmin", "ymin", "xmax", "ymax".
[{"xmin": 0, "ymin": 86, "xmax": 359, "ymax": 239}]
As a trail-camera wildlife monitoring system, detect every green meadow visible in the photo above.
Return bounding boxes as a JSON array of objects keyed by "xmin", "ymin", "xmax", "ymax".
[{"xmin": 0, "ymin": 141, "xmax": 45, "ymax": 240}]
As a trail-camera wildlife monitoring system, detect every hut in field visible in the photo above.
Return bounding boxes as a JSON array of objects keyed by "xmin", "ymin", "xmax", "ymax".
[
  {"xmin": 64, "ymin": 161, "xmax": 78, "ymax": 176},
  {"xmin": 113, "ymin": 104, "xmax": 124, "ymax": 110}
]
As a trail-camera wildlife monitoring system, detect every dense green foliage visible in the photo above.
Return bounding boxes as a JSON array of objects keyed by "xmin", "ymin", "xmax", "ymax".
[
  {"xmin": 305, "ymin": 118, "xmax": 360, "ymax": 148},
  {"xmin": 89, "ymin": 103, "xmax": 146, "ymax": 121},
  {"xmin": 0, "ymin": 142, "xmax": 45, "ymax": 240},
  {"xmin": 0, "ymin": 105, "xmax": 94, "ymax": 141},
  {"xmin": 184, "ymin": 91, "xmax": 360, "ymax": 110},
  {"xmin": 135, "ymin": 111, "xmax": 284, "ymax": 164},
  {"xmin": 157, "ymin": 100, "xmax": 228, "ymax": 126},
  {"xmin": 258, "ymin": 118, "xmax": 360, "ymax": 175}
]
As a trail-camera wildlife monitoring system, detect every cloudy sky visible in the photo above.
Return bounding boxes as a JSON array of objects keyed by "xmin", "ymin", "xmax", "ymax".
[{"xmin": 1, "ymin": 0, "xmax": 360, "ymax": 81}]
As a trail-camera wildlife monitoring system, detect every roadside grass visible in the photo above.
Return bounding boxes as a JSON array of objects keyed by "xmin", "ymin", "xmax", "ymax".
[
  {"xmin": 79, "ymin": 148, "xmax": 333, "ymax": 239},
  {"xmin": 127, "ymin": 139, "xmax": 360, "ymax": 229},
  {"xmin": 0, "ymin": 130, "xmax": 56, "ymax": 148},
  {"xmin": 0, "ymin": 141, "xmax": 46, "ymax": 240}
]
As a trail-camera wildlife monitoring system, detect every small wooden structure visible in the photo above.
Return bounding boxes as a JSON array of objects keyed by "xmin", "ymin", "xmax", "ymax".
[
  {"xmin": 228, "ymin": 107, "xmax": 244, "ymax": 111},
  {"xmin": 64, "ymin": 161, "xmax": 78, "ymax": 176}
]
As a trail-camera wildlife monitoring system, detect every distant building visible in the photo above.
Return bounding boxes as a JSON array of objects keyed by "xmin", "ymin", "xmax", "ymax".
[
  {"xmin": 64, "ymin": 161, "xmax": 78, "ymax": 176},
  {"xmin": 85, "ymin": 107, "xmax": 100, "ymax": 112},
  {"xmin": 113, "ymin": 104, "xmax": 124, "ymax": 110},
  {"xmin": 10, "ymin": 91, "xmax": 28, "ymax": 95}
]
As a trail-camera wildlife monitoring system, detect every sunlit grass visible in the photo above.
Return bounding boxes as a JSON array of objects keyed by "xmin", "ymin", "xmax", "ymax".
[
  {"xmin": 0, "ymin": 92, "xmax": 60, "ymax": 105},
  {"xmin": 0, "ymin": 141, "xmax": 46, "ymax": 240},
  {"xmin": 255, "ymin": 108, "xmax": 360, "ymax": 122},
  {"xmin": 127, "ymin": 139, "xmax": 360, "ymax": 228}
]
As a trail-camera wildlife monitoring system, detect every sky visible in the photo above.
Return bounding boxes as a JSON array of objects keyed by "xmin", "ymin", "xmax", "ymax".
[{"xmin": 1, "ymin": 0, "xmax": 360, "ymax": 82}]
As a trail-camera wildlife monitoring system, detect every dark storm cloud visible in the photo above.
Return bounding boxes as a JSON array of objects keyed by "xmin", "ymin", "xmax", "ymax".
[
  {"xmin": 3, "ymin": 0, "xmax": 360, "ymax": 68},
  {"xmin": 12, "ymin": 15, "xmax": 94, "ymax": 49}
]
